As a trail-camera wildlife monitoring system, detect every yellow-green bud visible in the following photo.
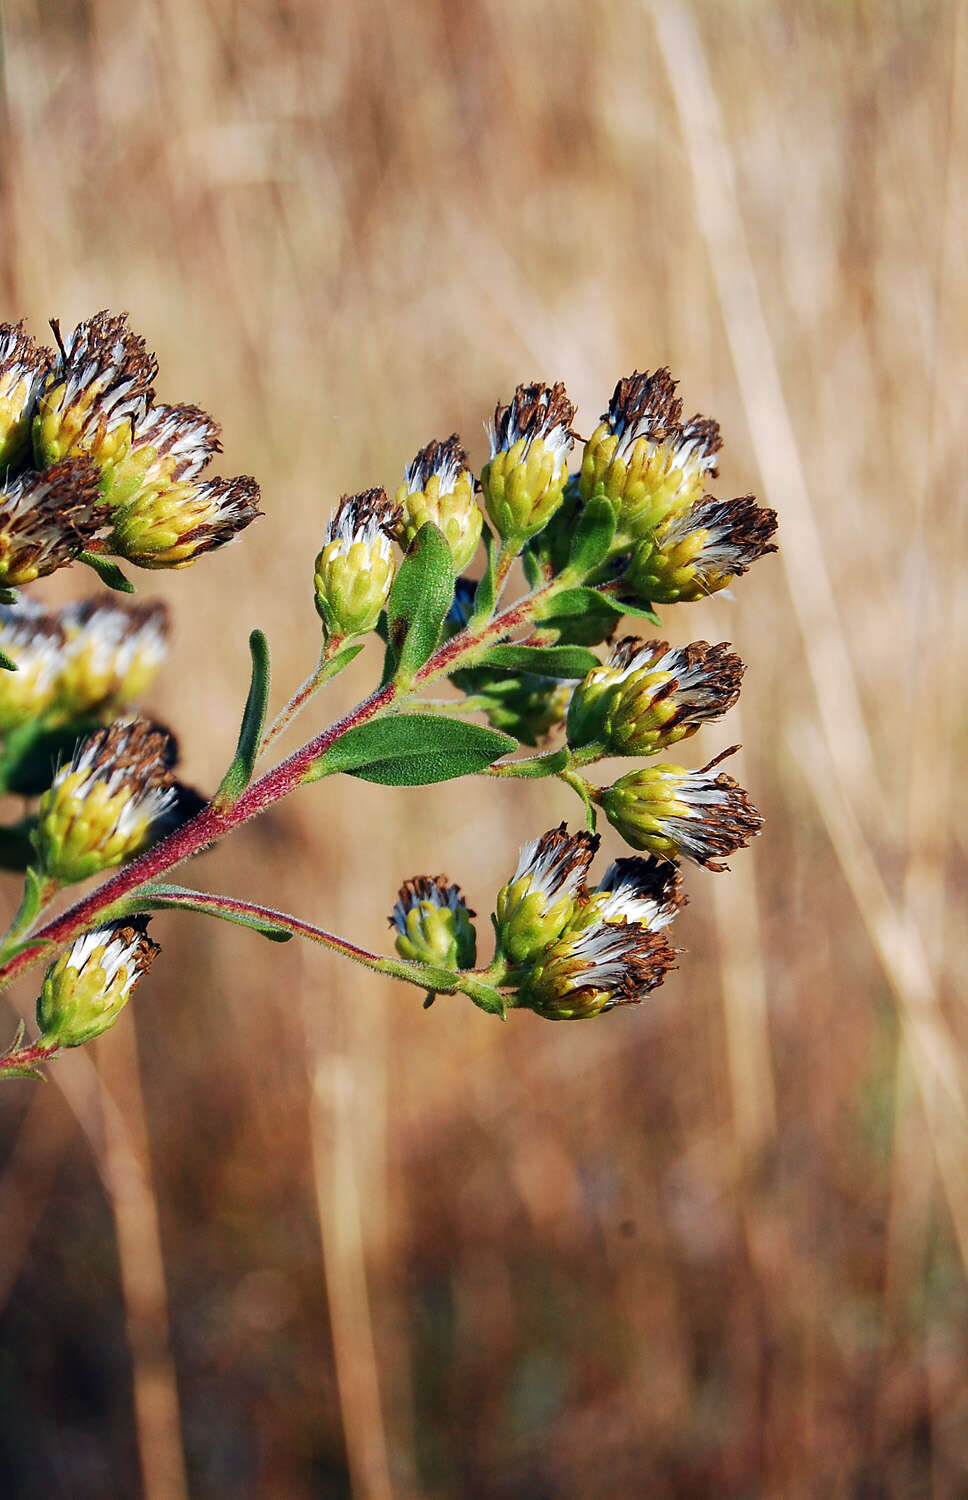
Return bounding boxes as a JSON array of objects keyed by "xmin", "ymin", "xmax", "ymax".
[
  {"xmin": 0, "ymin": 606, "xmax": 65, "ymax": 732},
  {"xmin": 396, "ymin": 436, "xmax": 482, "ymax": 573},
  {"xmin": 494, "ymin": 823, "xmax": 597, "ymax": 965},
  {"xmin": 34, "ymin": 313, "xmax": 157, "ymax": 490},
  {"xmin": 580, "ymin": 370, "xmax": 721, "ymax": 539},
  {"xmin": 0, "ymin": 458, "xmax": 106, "ymax": 586},
  {"xmin": 624, "ymin": 496, "xmax": 778, "ymax": 604},
  {"xmin": 37, "ymin": 919, "xmax": 159, "ymax": 1048},
  {"xmin": 33, "ymin": 719, "xmax": 178, "ymax": 884},
  {"xmin": 567, "ymin": 637, "xmax": 743, "ymax": 754},
  {"xmin": 600, "ymin": 751, "xmax": 762, "ymax": 869},
  {"xmin": 110, "ymin": 473, "xmax": 260, "ymax": 569},
  {"xmin": 54, "ymin": 599, "xmax": 169, "ymax": 721},
  {"xmin": 314, "ymin": 489, "xmax": 399, "ymax": 639},
  {"xmin": 481, "ymin": 382, "xmax": 575, "ymax": 543},
  {"xmin": 516, "ymin": 915, "xmax": 675, "ymax": 1020},
  {"xmin": 105, "ymin": 402, "xmax": 222, "ymax": 510},
  {"xmin": 389, "ymin": 875, "xmax": 476, "ymax": 969},
  {"xmin": 0, "ymin": 322, "xmax": 52, "ymax": 469}
]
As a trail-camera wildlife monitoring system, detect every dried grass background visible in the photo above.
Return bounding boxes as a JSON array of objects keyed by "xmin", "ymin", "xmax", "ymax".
[{"xmin": 1, "ymin": 0, "xmax": 967, "ymax": 1495}]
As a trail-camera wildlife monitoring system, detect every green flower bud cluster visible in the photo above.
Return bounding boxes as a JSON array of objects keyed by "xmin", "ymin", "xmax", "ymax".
[{"xmin": 389, "ymin": 875, "xmax": 476, "ymax": 971}]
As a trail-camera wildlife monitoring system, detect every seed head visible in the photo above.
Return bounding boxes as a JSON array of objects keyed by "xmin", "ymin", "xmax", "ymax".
[
  {"xmin": 396, "ymin": 436, "xmax": 483, "ymax": 572},
  {"xmin": 314, "ymin": 489, "xmax": 400, "ymax": 639},
  {"xmin": 110, "ymin": 473, "xmax": 261, "ymax": 569},
  {"xmin": 0, "ymin": 322, "xmax": 52, "ymax": 469},
  {"xmin": 481, "ymin": 382, "xmax": 575, "ymax": 543},
  {"xmin": 33, "ymin": 718, "xmax": 179, "ymax": 884},
  {"xmin": 567, "ymin": 637, "xmax": 744, "ymax": 754},
  {"xmin": 108, "ymin": 402, "xmax": 223, "ymax": 510},
  {"xmin": 0, "ymin": 458, "xmax": 107, "ymax": 585},
  {"xmin": 389, "ymin": 875, "xmax": 477, "ymax": 970},
  {"xmin": 494, "ymin": 823, "xmax": 598, "ymax": 964},
  {"xmin": 625, "ymin": 494, "xmax": 778, "ymax": 603},
  {"xmin": 601, "ymin": 749, "xmax": 763, "ymax": 869},
  {"xmin": 37, "ymin": 918, "xmax": 159, "ymax": 1048},
  {"xmin": 517, "ymin": 917, "xmax": 676, "ymax": 1020}
]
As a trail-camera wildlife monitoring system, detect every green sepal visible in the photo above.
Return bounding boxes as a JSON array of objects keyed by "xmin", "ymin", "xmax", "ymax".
[
  {"xmin": 567, "ymin": 493, "xmax": 616, "ymax": 575},
  {"xmin": 213, "ymin": 629, "xmax": 271, "ymax": 810},
  {"xmin": 305, "ymin": 713, "xmax": 516, "ymax": 787},
  {"xmin": 477, "ymin": 643, "xmax": 600, "ymax": 678},
  {"xmin": 385, "ymin": 522, "xmax": 455, "ymax": 686},
  {"xmin": 470, "ymin": 529, "xmax": 498, "ymax": 625},
  {"xmin": 78, "ymin": 550, "xmax": 136, "ymax": 594},
  {"xmin": 532, "ymin": 587, "xmax": 621, "ymax": 647},
  {"xmin": 127, "ymin": 884, "xmax": 294, "ymax": 943}
]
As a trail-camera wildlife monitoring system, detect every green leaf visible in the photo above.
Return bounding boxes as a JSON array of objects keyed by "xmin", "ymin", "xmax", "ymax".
[
  {"xmin": 78, "ymin": 551, "xmax": 136, "ymax": 593},
  {"xmin": 306, "ymin": 713, "xmax": 516, "ymax": 786},
  {"xmin": 567, "ymin": 494, "xmax": 616, "ymax": 575},
  {"xmin": 532, "ymin": 587, "xmax": 621, "ymax": 646},
  {"xmin": 213, "ymin": 630, "xmax": 271, "ymax": 809},
  {"xmin": 385, "ymin": 522, "xmax": 455, "ymax": 685},
  {"xmin": 603, "ymin": 594, "xmax": 662, "ymax": 626},
  {"xmin": 477, "ymin": 644, "xmax": 600, "ymax": 678},
  {"xmin": 132, "ymin": 884, "xmax": 294, "ymax": 942},
  {"xmin": 521, "ymin": 544, "xmax": 544, "ymax": 588},
  {"xmin": 0, "ymin": 587, "xmax": 18, "ymax": 606},
  {"xmin": 0, "ymin": 647, "xmax": 17, "ymax": 673},
  {"xmin": 470, "ymin": 529, "xmax": 498, "ymax": 625}
]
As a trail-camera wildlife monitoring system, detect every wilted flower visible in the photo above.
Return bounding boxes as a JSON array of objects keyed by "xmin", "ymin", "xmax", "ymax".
[
  {"xmin": 481, "ymin": 382, "xmax": 575, "ymax": 543},
  {"xmin": 36, "ymin": 918, "xmax": 159, "ymax": 1048},
  {"xmin": 567, "ymin": 637, "xmax": 744, "ymax": 754},
  {"xmin": 389, "ymin": 875, "xmax": 477, "ymax": 970},
  {"xmin": 0, "ymin": 604, "xmax": 65, "ymax": 731},
  {"xmin": 110, "ymin": 472, "xmax": 261, "ymax": 569},
  {"xmin": 34, "ymin": 312, "xmax": 157, "ymax": 486},
  {"xmin": 314, "ymin": 488, "xmax": 399, "ymax": 639},
  {"xmin": 584, "ymin": 855, "xmax": 685, "ymax": 931},
  {"xmin": 494, "ymin": 823, "xmax": 597, "ymax": 964},
  {"xmin": 33, "ymin": 718, "xmax": 179, "ymax": 884},
  {"xmin": 108, "ymin": 402, "xmax": 223, "ymax": 509},
  {"xmin": 54, "ymin": 598, "xmax": 169, "ymax": 720},
  {"xmin": 396, "ymin": 436, "xmax": 482, "ymax": 572},
  {"xmin": 580, "ymin": 370, "xmax": 722, "ymax": 539},
  {"xmin": 516, "ymin": 916, "xmax": 675, "ymax": 1020},
  {"xmin": 601, "ymin": 749, "xmax": 763, "ymax": 869},
  {"xmin": 0, "ymin": 322, "xmax": 52, "ymax": 469},
  {"xmin": 0, "ymin": 458, "xmax": 106, "ymax": 586},
  {"xmin": 625, "ymin": 494, "xmax": 778, "ymax": 603}
]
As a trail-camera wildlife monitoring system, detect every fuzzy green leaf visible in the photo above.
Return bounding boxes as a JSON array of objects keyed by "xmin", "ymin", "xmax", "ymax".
[
  {"xmin": 214, "ymin": 630, "xmax": 271, "ymax": 809},
  {"xmin": 131, "ymin": 884, "xmax": 294, "ymax": 942},
  {"xmin": 477, "ymin": 644, "xmax": 600, "ymax": 678},
  {"xmin": 470, "ymin": 529, "xmax": 498, "ymax": 625},
  {"xmin": 567, "ymin": 494, "xmax": 616, "ymax": 575},
  {"xmin": 78, "ymin": 550, "xmax": 136, "ymax": 593},
  {"xmin": 317, "ymin": 642, "xmax": 364, "ymax": 688},
  {"xmin": 386, "ymin": 522, "xmax": 455, "ymax": 684},
  {"xmin": 306, "ymin": 713, "xmax": 516, "ymax": 786},
  {"xmin": 0, "ymin": 647, "xmax": 17, "ymax": 672},
  {"xmin": 532, "ymin": 587, "xmax": 621, "ymax": 646}
]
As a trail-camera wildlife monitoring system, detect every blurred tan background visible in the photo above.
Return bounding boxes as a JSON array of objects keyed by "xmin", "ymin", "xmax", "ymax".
[{"xmin": 1, "ymin": 0, "xmax": 967, "ymax": 1495}]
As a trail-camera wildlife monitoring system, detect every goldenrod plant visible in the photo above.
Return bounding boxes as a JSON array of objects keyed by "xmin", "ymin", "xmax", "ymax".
[{"xmin": 0, "ymin": 316, "xmax": 777, "ymax": 1079}]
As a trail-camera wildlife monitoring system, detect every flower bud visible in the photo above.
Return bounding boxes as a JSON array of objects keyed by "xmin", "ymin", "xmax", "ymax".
[
  {"xmin": 601, "ymin": 750, "xmax": 763, "ymax": 869},
  {"xmin": 33, "ymin": 719, "xmax": 178, "ymax": 884},
  {"xmin": 396, "ymin": 437, "xmax": 482, "ymax": 572},
  {"xmin": 0, "ymin": 458, "xmax": 107, "ymax": 585},
  {"xmin": 0, "ymin": 322, "xmax": 52, "ymax": 469},
  {"xmin": 109, "ymin": 472, "xmax": 261, "ymax": 569},
  {"xmin": 314, "ymin": 489, "xmax": 399, "ymax": 639},
  {"xmin": 580, "ymin": 370, "xmax": 721, "ymax": 539},
  {"xmin": 389, "ymin": 875, "xmax": 476, "ymax": 969},
  {"xmin": 34, "ymin": 312, "xmax": 157, "ymax": 489},
  {"xmin": 517, "ymin": 917, "xmax": 675, "ymax": 1020},
  {"xmin": 107, "ymin": 402, "xmax": 222, "ymax": 510},
  {"xmin": 0, "ymin": 605, "xmax": 65, "ymax": 731},
  {"xmin": 583, "ymin": 855, "xmax": 685, "ymax": 931},
  {"xmin": 37, "ymin": 918, "xmax": 159, "ymax": 1048},
  {"xmin": 481, "ymin": 382, "xmax": 575, "ymax": 543},
  {"xmin": 494, "ymin": 823, "xmax": 597, "ymax": 964},
  {"xmin": 54, "ymin": 599, "xmax": 169, "ymax": 721},
  {"xmin": 567, "ymin": 637, "xmax": 744, "ymax": 754},
  {"xmin": 624, "ymin": 495, "xmax": 777, "ymax": 604}
]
